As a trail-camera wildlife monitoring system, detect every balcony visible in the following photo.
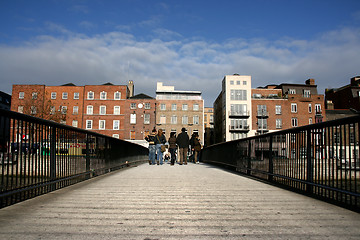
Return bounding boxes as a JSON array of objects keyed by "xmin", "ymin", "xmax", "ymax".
[
  {"xmin": 228, "ymin": 110, "xmax": 250, "ymax": 118},
  {"xmin": 256, "ymin": 111, "xmax": 269, "ymax": 118},
  {"xmin": 229, "ymin": 125, "xmax": 249, "ymax": 132}
]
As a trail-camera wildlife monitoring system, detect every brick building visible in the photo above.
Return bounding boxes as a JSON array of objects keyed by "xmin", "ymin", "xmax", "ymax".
[
  {"xmin": 124, "ymin": 93, "xmax": 157, "ymax": 141},
  {"xmin": 214, "ymin": 75, "xmax": 325, "ymax": 143},
  {"xmin": 11, "ymin": 82, "xmax": 130, "ymax": 139},
  {"xmin": 156, "ymin": 82, "xmax": 204, "ymax": 142}
]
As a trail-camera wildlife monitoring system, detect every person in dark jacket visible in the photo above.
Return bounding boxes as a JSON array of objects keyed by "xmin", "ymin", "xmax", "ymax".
[
  {"xmin": 176, "ymin": 128, "xmax": 190, "ymax": 165},
  {"xmin": 168, "ymin": 132, "xmax": 177, "ymax": 166},
  {"xmin": 154, "ymin": 129, "xmax": 166, "ymax": 165},
  {"xmin": 193, "ymin": 133, "xmax": 202, "ymax": 164},
  {"xmin": 145, "ymin": 128, "xmax": 157, "ymax": 165}
]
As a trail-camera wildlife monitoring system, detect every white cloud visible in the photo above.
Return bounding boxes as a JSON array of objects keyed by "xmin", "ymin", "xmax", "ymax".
[{"xmin": 0, "ymin": 26, "xmax": 360, "ymax": 106}]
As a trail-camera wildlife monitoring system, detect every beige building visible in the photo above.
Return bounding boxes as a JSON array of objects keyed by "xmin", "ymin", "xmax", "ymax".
[
  {"xmin": 204, "ymin": 107, "xmax": 214, "ymax": 146},
  {"xmin": 214, "ymin": 74, "xmax": 252, "ymax": 142},
  {"xmin": 155, "ymin": 82, "xmax": 204, "ymax": 142}
]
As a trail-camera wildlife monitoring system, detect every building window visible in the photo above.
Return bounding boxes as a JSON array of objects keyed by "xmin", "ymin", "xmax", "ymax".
[
  {"xmin": 74, "ymin": 92, "xmax": 80, "ymax": 99},
  {"xmin": 19, "ymin": 92, "xmax": 24, "ymax": 99},
  {"xmin": 32, "ymin": 92, "xmax": 38, "ymax": 99},
  {"xmin": 291, "ymin": 103, "xmax": 297, "ymax": 113},
  {"xmin": 193, "ymin": 104, "xmax": 199, "ymax": 111},
  {"xmin": 275, "ymin": 105, "xmax": 282, "ymax": 115},
  {"xmin": 100, "ymin": 91, "xmax": 107, "ymax": 100},
  {"xmin": 315, "ymin": 104, "xmax": 322, "ymax": 113},
  {"xmin": 243, "ymin": 81, "xmax": 247, "ymax": 85},
  {"xmin": 291, "ymin": 118, "xmax": 298, "ymax": 127},
  {"xmin": 308, "ymin": 104, "xmax": 312, "ymax": 113},
  {"xmin": 160, "ymin": 103, "xmax": 166, "ymax": 110},
  {"xmin": 276, "ymin": 119, "xmax": 282, "ymax": 129},
  {"xmin": 230, "ymin": 80, "xmax": 234, "ymax": 85},
  {"xmin": 18, "ymin": 106, "xmax": 24, "ymax": 113},
  {"xmin": 61, "ymin": 106, "xmax": 67, "ymax": 114},
  {"xmin": 236, "ymin": 81, "xmax": 241, "ymax": 85},
  {"xmin": 182, "ymin": 115, "xmax": 188, "ymax": 124},
  {"xmin": 99, "ymin": 120, "xmax": 106, "ymax": 130},
  {"xmin": 210, "ymin": 114, "xmax": 214, "ymax": 123},
  {"xmin": 113, "ymin": 120, "xmax": 120, "ymax": 130},
  {"xmin": 182, "ymin": 104, "xmax": 188, "ymax": 111},
  {"xmin": 130, "ymin": 131, "xmax": 136, "ymax": 140},
  {"xmin": 171, "ymin": 104, "xmax": 177, "ymax": 111},
  {"xmin": 171, "ymin": 115, "xmax": 177, "ymax": 124},
  {"xmin": 193, "ymin": 115, "xmax": 199, "ymax": 125},
  {"xmin": 87, "ymin": 105, "xmax": 93, "ymax": 115},
  {"xmin": 257, "ymin": 119, "xmax": 267, "ymax": 130},
  {"xmin": 60, "ymin": 120, "xmax": 66, "ymax": 125},
  {"xmin": 145, "ymin": 103, "xmax": 151, "ymax": 109},
  {"xmin": 86, "ymin": 120, "xmax": 93, "ymax": 129},
  {"xmin": 50, "ymin": 106, "xmax": 55, "ymax": 115},
  {"xmin": 130, "ymin": 114, "xmax": 136, "ymax": 124},
  {"xmin": 257, "ymin": 105, "xmax": 267, "ymax": 116},
  {"xmin": 72, "ymin": 120, "xmax": 78, "ymax": 128},
  {"xmin": 73, "ymin": 106, "xmax": 79, "ymax": 115},
  {"xmin": 51, "ymin": 92, "xmax": 56, "ymax": 99},
  {"xmin": 230, "ymin": 89, "xmax": 247, "ymax": 100},
  {"xmin": 62, "ymin": 92, "xmax": 68, "ymax": 99},
  {"xmin": 303, "ymin": 90, "xmax": 311, "ymax": 98},
  {"xmin": 114, "ymin": 106, "xmax": 120, "ymax": 115},
  {"xmin": 309, "ymin": 118, "xmax": 313, "ymax": 124},
  {"xmin": 130, "ymin": 103, "xmax": 136, "ymax": 109},
  {"xmin": 112, "ymin": 134, "xmax": 119, "ymax": 139},
  {"xmin": 100, "ymin": 105, "xmax": 106, "ymax": 115},
  {"xmin": 144, "ymin": 114, "xmax": 150, "ymax": 124},
  {"xmin": 160, "ymin": 115, "xmax": 166, "ymax": 124},
  {"xmin": 87, "ymin": 91, "xmax": 94, "ymax": 100},
  {"xmin": 114, "ymin": 91, "xmax": 121, "ymax": 100},
  {"xmin": 289, "ymin": 89, "xmax": 296, "ymax": 94}
]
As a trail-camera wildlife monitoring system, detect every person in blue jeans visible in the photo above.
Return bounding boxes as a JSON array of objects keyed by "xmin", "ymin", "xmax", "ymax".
[
  {"xmin": 145, "ymin": 129, "xmax": 157, "ymax": 165},
  {"xmin": 154, "ymin": 129, "xmax": 166, "ymax": 165}
]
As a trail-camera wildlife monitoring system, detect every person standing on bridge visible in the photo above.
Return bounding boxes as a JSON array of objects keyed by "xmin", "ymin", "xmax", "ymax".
[
  {"xmin": 154, "ymin": 129, "xmax": 166, "ymax": 165},
  {"xmin": 145, "ymin": 128, "xmax": 157, "ymax": 165},
  {"xmin": 176, "ymin": 127, "xmax": 190, "ymax": 165},
  {"xmin": 168, "ymin": 132, "xmax": 177, "ymax": 166}
]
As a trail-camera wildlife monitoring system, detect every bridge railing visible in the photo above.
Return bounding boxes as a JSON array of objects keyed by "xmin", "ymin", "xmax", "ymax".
[
  {"xmin": 0, "ymin": 109, "xmax": 148, "ymax": 208},
  {"xmin": 201, "ymin": 115, "xmax": 360, "ymax": 212}
]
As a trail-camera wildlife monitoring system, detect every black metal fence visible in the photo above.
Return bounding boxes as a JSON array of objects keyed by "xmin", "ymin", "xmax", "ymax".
[
  {"xmin": 201, "ymin": 115, "xmax": 360, "ymax": 212},
  {"xmin": 0, "ymin": 109, "xmax": 148, "ymax": 208}
]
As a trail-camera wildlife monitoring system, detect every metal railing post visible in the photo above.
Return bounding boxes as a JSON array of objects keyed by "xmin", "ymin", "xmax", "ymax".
[
  {"xmin": 247, "ymin": 140, "xmax": 251, "ymax": 175},
  {"xmin": 306, "ymin": 129, "xmax": 313, "ymax": 194},
  {"xmin": 269, "ymin": 135, "xmax": 273, "ymax": 182},
  {"xmin": 86, "ymin": 134, "xmax": 90, "ymax": 179},
  {"xmin": 50, "ymin": 126, "xmax": 57, "ymax": 191}
]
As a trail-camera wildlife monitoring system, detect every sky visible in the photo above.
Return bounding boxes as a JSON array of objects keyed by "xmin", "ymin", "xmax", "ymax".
[{"xmin": 1, "ymin": 0, "xmax": 360, "ymax": 106}]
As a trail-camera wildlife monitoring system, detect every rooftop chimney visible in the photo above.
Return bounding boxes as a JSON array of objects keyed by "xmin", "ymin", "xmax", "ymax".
[
  {"xmin": 128, "ymin": 80, "xmax": 134, "ymax": 98},
  {"xmin": 305, "ymin": 78, "xmax": 315, "ymax": 85},
  {"xmin": 350, "ymin": 76, "xmax": 360, "ymax": 86}
]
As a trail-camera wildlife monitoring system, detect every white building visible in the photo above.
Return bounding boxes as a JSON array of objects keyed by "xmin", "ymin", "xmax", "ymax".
[{"xmin": 214, "ymin": 74, "xmax": 252, "ymax": 142}]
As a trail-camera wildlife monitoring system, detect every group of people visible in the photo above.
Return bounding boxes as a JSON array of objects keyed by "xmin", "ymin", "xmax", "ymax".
[{"xmin": 144, "ymin": 127, "xmax": 202, "ymax": 166}]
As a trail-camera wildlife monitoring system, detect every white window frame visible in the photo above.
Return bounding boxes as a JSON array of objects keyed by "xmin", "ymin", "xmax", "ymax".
[
  {"xmin": 276, "ymin": 119, "xmax": 282, "ymax": 129},
  {"xmin": 291, "ymin": 118, "xmax": 298, "ymax": 127},
  {"xmin": 315, "ymin": 104, "xmax": 322, "ymax": 113},
  {"xmin": 114, "ymin": 106, "xmax": 120, "ymax": 115},
  {"xmin": 289, "ymin": 89, "xmax": 296, "ymax": 94},
  {"xmin": 193, "ymin": 104, "xmax": 199, "ymax": 111},
  {"xmin": 72, "ymin": 120, "xmax": 78, "ymax": 128},
  {"xmin": 171, "ymin": 104, "xmax": 177, "ymax": 111},
  {"xmin": 113, "ymin": 120, "xmax": 120, "ymax": 130},
  {"xmin": 160, "ymin": 103, "xmax": 166, "ymax": 110},
  {"xmin": 193, "ymin": 115, "xmax": 199, "ymax": 125},
  {"xmin": 51, "ymin": 92, "xmax": 56, "ymax": 99},
  {"xmin": 114, "ymin": 91, "xmax": 121, "ymax": 100},
  {"xmin": 182, "ymin": 104, "xmax": 188, "ymax": 111},
  {"xmin": 19, "ymin": 92, "xmax": 24, "ymax": 99},
  {"xmin": 171, "ymin": 115, "xmax": 177, "ymax": 124},
  {"xmin": 99, "ymin": 105, "xmax": 106, "ymax": 115},
  {"xmin": 86, "ymin": 120, "xmax": 93, "ymax": 129},
  {"xmin": 32, "ymin": 92, "xmax": 38, "ymax": 99},
  {"xmin": 99, "ymin": 120, "xmax": 106, "ymax": 130},
  {"xmin": 18, "ymin": 106, "xmax": 24, "ymax": 113},
  {"xmin": 160, "ymin": 115, "xmax": 166, "ymax": 124},
  {"xmin": 275, "ymin": 105, "xmax": 281, "ymax": 115},
  {"xmin": 144, "ymin": 114, "xmax": 150, "ymax": 124},
  {"xmin": 308, "ymin": 104, "xmax": 312, "ymax": 113},
  {"xmin": 291, "ymin": 103, "xmax": 297, "ymax": 113},
  {"xmin": 87, "ymin": 91, "xmax": 94, "ymax": 100},
  {"xmin": 182, "ymin": 115, "xmax": 188, "ymax": 124},
  {"xmin": 61, "ymin": 106, "xmax": 67, "ymax": 114},
  {"xmin": 130, "ymin": 103, "xmax": 136, "ymax": 109},
  {"xmin": 100, "ymin": 91, "xmax": 107, "ymax": 100},
  {"xmin": 309, "ymin": 118, "xmax": 313, "ymax": 124},
  {"xmin": 73, "ymin": 106, "xmax": 79, "ymax": 115},
  {"xmin": 62, "ymin": 92, "xmax": 68, "ymax": 99},
  {"xmin": 30, "ymin": 106, "xmax": 37, "ymax": 114},
  {"xmin": 145, "ymin": 103, "xmax": 151, "ymax": 109},
  {"xmin": 87, "ymin": 105, "xmax": 93, "ymax": 115},
  {"xmin": 50, "ymin": 106, "xmax": 55, "ymax": 115},
  {"xmin": 303, "ymin": 90, "xmax": 311, "ymax": 98},
  {"xmin": 112, "ymin": 134, "xmax": 119, "ymax": 139},
  {"xmin": 74, "ymin": 92, "xmax": 80, "ymax": 99},
  {"xmin": 130, "ymin": 114, "xmax": 136, "ymax": 124}
]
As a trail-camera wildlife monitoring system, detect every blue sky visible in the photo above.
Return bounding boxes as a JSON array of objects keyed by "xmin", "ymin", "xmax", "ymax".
[{"xmin": 1, "ymin": 0, "xmax": 360, "ymax": 105}]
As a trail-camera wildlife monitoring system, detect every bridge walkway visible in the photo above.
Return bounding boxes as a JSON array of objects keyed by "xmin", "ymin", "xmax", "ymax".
[{"xmin": 0, "ymin": 162, "xmax": 359, "ymax": 239}]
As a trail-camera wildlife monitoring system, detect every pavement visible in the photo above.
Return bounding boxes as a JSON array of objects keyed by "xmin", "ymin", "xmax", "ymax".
[{"xmin": 0, "ymin": 162, "xmax": 359, "ymax": 239}]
